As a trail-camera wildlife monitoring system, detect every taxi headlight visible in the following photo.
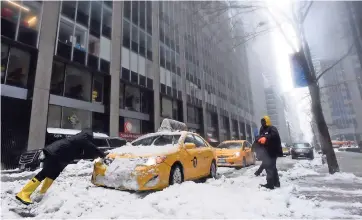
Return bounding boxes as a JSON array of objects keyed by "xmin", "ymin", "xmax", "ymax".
[
  {"xmin": 234, "ymin": 152, "xmax": 240, "ymax": 157},
  {"xmin": 143, "ymin": 156, "xmax": 166, "ymax": 166}
]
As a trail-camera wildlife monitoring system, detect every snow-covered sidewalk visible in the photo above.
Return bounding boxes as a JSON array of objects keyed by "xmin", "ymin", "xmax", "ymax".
[{"xmin": 1, "ymin": 156, "xmax": 361, "ymax": 219}]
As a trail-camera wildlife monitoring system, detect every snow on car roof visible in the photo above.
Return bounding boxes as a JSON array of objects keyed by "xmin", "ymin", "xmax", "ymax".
[
  {"xmin": 131, "ymin": 131, "xmax": 186, "ymax": 144},
  {"xmin": 47, "ymin": 128, "xmax": 109, "ymax": 138}
]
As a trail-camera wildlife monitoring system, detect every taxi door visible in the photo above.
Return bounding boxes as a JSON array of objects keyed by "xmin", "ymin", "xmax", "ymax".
[
  {"xmin": 182, "ymin": 134, "xmax": 202, "ymax": 180},
  {"xmin": 193, "ymin": 135, "xmax": 212, "ymax": 176}
]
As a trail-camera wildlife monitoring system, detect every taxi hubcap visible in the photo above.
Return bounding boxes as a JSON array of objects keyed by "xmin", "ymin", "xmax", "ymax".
[{"xmin": 173, "ymin": 167, "xmax": 182, "ymax": 184}]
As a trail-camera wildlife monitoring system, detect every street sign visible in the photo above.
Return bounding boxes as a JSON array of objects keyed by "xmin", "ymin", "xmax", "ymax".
[{"xmin": 290, "ymin": 54, "xmax": 308, "ymax": 88}]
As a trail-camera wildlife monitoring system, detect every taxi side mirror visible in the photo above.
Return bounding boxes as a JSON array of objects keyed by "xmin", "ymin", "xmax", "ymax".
[{"xmin": 184, "ymin": 143, "xmax": 196, "ymax": 149}]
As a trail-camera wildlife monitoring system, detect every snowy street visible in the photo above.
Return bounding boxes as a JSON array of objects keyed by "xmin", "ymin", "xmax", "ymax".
[{"xmin": 2, "ymin": 153, "xmax": 362, "ymax": 219}]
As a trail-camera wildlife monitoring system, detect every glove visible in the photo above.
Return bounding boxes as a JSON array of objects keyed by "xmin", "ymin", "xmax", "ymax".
[{"xmin": 258, "ymin": 137, "xmax": 267, "ymax": 145}]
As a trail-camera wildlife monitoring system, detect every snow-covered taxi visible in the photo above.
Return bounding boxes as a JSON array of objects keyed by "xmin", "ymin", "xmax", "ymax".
[
  {"xmin": 215, "ymin": 140, "xmax": 256, "ymax": 169},
  {"xmin": 91, "ymin": 119, "xmax": 217, "ymax": 191}
]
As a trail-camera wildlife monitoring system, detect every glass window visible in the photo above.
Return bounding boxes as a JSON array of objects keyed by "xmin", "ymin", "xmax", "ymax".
[
  {"xmin": 139, "ymin": 1, "xmax": 146, "ymax": 30},
  {"xmin": 139, "ymin": 30, "xmax": 146, "ymax": 57},
  {"xmin": 140, "ymin": 90, "xmax": 151, "ymax": 114},
  {"xmin": 18, "ymin": 1, "xmax": 42, "ymax": 46},
  {"xmin": 123, "ymin": 20, "xmax": 131, "ymax": 49},
  {"xmin": 147, "ymin": 35, "xmax": 152, "ymax": 60},
  {"xmin": 1, "ymin": 43, "xmax": 9, "ymax": 84},
  {"xmin": 172, "ymin": 100, "xmax": 178, "ymax": 120},
  {"xmin": 146, "ymin": 1, "xmax": 152, "ymax": 34},
  {"xmin": 47, "ymin": 105, "xmax": 62, "ymax": 128},
  {"xmin": 125, "ymin": 85, "xmax": 140, "ymax": 112},
  {"xmin": 154, "ymin": 135, "xmax": 180, "ymax": 146},
  {"xmin": 5, "ymin": 47, "xmax": 30, "ymax": 88},
  {"xmin": 92, "ymin": 74, "xmax": 104, "ymax": 103},
  {"xmin": 193, "ymin": 135, "xmax": 207, "ymax": 148},
  {"xmin": 131, "ymin": 25, "xmax": 138, "ymax": 53},
  {"xmin": 92, "ymin": 138, "xmax": 108, "ymax": 147},
  {"xmin": 100, "ymin": 36, "xmax": 111, "ymax": 61},
  {"xmin": 124, "ymin": 118, "xmax": 141, "ymax": 134},
  {"xmin": 184, "ymin": 134, "xmax": 194, "ymax": 144},
  {"xmin": 58, "ymin": 18, "xmax": 74, "ymax": 46},
  {"xmin": 50, "ymin": 61, "xmax": 65, "ymax": 96},
  {"xmin": 64, "ymin": 66, "xmax": 92, "ymax": 101},
  {"xmin": 119, "ymin": 82, "xmax": 125, "ymax": 109},
  {"xmin": 132, "ymin": 1, "xmax": 138, "ymax": 25},
  {"xmin": 1, "ymin": 1, "xmax": 20, "ymax": 39},
  {"xmin": 161, "ymin": 97, "xmax": 172, "ymax": 118},
  {"xmin": 74, "ymin": 25, "xmax": 87, "ymax": 51},
  {"xmin": 216, "ymin": 142, "xmax": 242, "ymax": 149},
  {"xmin": 61, "ymin": 107, "xmax": 91, "ymax": 130},
  {"xmin": 109, "ymin": 138, "xmax": 126, "ymax": 148},
  {"xmin": 88, "ymin": 35, "xmax": 100, "ymax": 57},
  {"xmin": 62, "ymin": 1, "xmax": 76, "ymax": 20},
  {"xmin": 90, "ymin": 1, "xmax": 101, "ymax": 36},
  {"xmin": 102, "ymin": 6, "xmax": 112, "ymax": 39},
  {"xmin": 124, "ymin": 1, "xmax": 131, "ymax": 20},
  {"xmin": 76, "ymin": 1, "xmax": 90, "ymax": 27}
]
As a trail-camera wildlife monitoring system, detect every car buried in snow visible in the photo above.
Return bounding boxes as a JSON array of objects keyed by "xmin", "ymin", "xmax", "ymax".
[
  {"xmin": 214, "ymin": 140, "xmax": 256, "ymax": 169},
  {"xmin": 91, "ymin": 119, "xmax": 218, "ymax": 191}
]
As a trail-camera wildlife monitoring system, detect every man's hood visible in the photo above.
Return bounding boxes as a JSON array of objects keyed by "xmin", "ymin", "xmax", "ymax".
[{"xmin": 262, "ymin": 116, "xmax": 272, "ymax": 126}]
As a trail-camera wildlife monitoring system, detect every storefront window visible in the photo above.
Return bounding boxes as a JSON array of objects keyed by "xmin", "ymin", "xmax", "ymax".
[
  {"xmin": 61, "ymin": 107, "xmax": 91, "ymax": 130},
  {"xmin": 124, "ymin": 118, "xmax": 141, "ymax": 134},
  {"xmin": 88, "ymin": 34, "xmax": 100, "ymax": 57},
  {"xmin": 125, "ymin": 85, "xmax": 140, "ymax": 112},
  {"xmin": 1, "ymin": 0, "xmax": 20, "ymax": 39},
  {"xmin": 140, "ymin": 90, "xmax": 151, "ymax": 114},
  {"xmin": 161, "ymin": 97, "xmax": 172, "ymax": 118},
  {"xmin": 58, "ymin": 18, "xmax": 74, "ymax": 46},
  {"xmin": 18, "ymin": 1, "xmax": 42, "ymax": 46},
  {"xmin": 92, "ymin": 75, "xmax": 103, "ymax": 103},
  {"xmin": 173, "ymin": 100, "xmax": 179, "ymax": 120},
  {"xmin": 47, "ymin": 105, "xmax": 62, "ymax": 128},
  {"xmin": 102, "ymin": 6, "xmax": 112, "ymax": 39},
  {"xmin": 5, "ymin": 47, "xmax": 30, "ymax": 88},
  {"xmin": 64, "ymin": 66, "xmax": 92, "ymax": 101},
  {"xmin": 50, "ymin": 61, "xmax": 65, "ymax": 96},
  {"xmin": 76, "ymin": 1, "xmax": 90, "ymax": 27},
  {"xmin": 1, "ymin": 43, "xmax": 9, "ymax": 84}
]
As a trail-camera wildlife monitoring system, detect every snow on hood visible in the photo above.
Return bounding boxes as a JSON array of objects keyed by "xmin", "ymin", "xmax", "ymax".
[
  {"xmin": 95, "ymin": 158, "xmax": 141, "ymax": 190},
  {"xmin": 109, "ymin": 144, "xmax": 179, "ymax": 157}
]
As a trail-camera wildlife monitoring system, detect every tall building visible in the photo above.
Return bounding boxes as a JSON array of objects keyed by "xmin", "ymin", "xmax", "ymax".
[
  {"xmin": 304, "ymin": 1, "xmax": 362, "ymax": 141},
  {"xmin": 1, "ymin": 1, "xmax": 253, "ymax": 168}
]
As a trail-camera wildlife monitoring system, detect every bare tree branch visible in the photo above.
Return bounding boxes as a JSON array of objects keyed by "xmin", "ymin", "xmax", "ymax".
[
  {"xmin": 301, "ymin": 1, "xmax": 314, "ymax": 23},
  {"xmin": 315, "ymin": 44, "xmax": 354, "ymax": 82}
]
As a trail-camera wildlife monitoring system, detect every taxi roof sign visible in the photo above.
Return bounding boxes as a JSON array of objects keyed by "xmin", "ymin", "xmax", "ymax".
[{"xmin": 158, "ymin": 119, "xmax": 188, "ymax": 132}]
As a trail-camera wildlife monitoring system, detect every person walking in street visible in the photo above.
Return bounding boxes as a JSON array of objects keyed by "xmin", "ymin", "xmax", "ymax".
[
  {"xmin": 15, "ymin": 129, "xmax": 106, "ymax": 205},
  {"xmin": 257, "ymin": 116, "xmax": 283, "ymax": 189}
]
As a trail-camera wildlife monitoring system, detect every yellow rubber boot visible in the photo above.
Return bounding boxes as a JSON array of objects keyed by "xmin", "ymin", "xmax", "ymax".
[
  {"xmin": 15, "ymin": 178, "xmax": 41, "ymax": 205},
  {"xmin": 39, "ymin": 178, "xmax": 54, "ymax": 194}
]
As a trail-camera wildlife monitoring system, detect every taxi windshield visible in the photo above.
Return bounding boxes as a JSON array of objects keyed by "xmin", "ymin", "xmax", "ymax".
[
  {"xmin": 132, "ymin": 135, "xmax": 181, "ymax": 146},
  {"xmin": 216, "ymin": 142, "xmax": 242, "ymax": 149},
  {"xmin": 293, "ymin": 143, "xmax": 311, "ymax": 148}
]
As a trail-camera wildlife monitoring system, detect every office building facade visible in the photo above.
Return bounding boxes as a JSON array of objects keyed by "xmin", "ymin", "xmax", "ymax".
[{"xmin": 1, "ymin": 1, "xmax": 254, "ymax": 168}]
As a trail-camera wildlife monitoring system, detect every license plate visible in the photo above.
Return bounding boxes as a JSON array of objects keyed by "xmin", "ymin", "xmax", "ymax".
[
  {"xmin": 299, "ymin": 153, "xmax": 305, "ymax": 156},
  {"xmin": 218, "ymin": 159, "xmax": 226, "ymax": 163}
]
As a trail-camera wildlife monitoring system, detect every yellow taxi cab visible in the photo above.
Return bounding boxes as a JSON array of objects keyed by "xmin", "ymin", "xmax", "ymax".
[
  {"xmin": 282, "ymin": 143, "xmax": 290, "ymax": 156},
  {"xmin": 215, "ymin": 140, "xmax": 256, "ymax": 169},
  {"xmin": 91, "ymin": 119, "xmax": 217, "ymax": 191}
]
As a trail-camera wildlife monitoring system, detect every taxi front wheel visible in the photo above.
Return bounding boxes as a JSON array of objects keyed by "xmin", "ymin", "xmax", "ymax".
[
  {"xmin": 208, "ymin": 161, "xmax": 217, "ymax": 178},
  {"xmin": 169, "ymin": 165, "xmax": 184, "ymax": 185}
]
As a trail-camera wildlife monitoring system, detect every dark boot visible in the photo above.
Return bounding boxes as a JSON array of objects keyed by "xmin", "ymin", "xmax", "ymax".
[{"xmin": 260, "ymin": 184, "xmax": 274, "ymax": 190}]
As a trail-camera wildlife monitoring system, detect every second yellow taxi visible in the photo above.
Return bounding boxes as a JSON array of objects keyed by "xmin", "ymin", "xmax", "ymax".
[{"xmin": 215, "ymin": 140, "xmax": 256, "ymax": 169}]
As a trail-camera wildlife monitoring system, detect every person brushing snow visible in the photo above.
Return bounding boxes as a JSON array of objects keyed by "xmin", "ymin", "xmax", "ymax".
[
  {"xmin": 257, "ymin": 116, "xmax": 283, "ymax": 190},
  {"xmin": 15, "ymin": 129, "xmax": 106, "ymax": 205}
]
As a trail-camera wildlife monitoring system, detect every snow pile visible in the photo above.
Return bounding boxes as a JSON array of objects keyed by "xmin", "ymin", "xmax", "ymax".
[
  {"xmin": 1, "ymin": 157, "xmax": 359, "ymax": 219},
  {"xmin": 109, "ymin": 144, "xmax": 179, "ymax": 157},
  {"xmin": 94, "ymin": 158, "xmax": 141, "ymax": 190},
  {"xmin": 320, "ymin": 172, "xmax": 362, "ymax": 183}
]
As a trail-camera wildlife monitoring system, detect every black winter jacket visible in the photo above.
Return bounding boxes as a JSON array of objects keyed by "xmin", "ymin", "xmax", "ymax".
[
  {"xmin": 259, "ymin": 125, "xmax": 283, "ymax": 158},
  {"xmin": 43, "ymin": 130, "xmax": 106, "ymax": 163}
]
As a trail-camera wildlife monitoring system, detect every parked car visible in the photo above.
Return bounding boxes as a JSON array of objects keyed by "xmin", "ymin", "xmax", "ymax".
[
  {"xmin": 291, "ymin": 143, "xmax": 314, "ymax": 160},
  {"xmin": 91, "ymin": 119, "xmax": 217, "ymax": 191},
  {"xmin": 18, "ymin": 128, "xmax": 127, "ymax": 171},
  {"xmin": 214, "ymin": 140, "xmax": 256, "ymax": 169}
]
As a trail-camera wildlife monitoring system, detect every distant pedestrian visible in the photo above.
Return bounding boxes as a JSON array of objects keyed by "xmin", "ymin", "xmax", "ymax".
[
  {"xmin": 15, "ymin": 129, "xmax": 106, "ymax": 205},
  {"xmin": 257, "ymin": 116, "xmax": 283, "ymax": 189}
]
